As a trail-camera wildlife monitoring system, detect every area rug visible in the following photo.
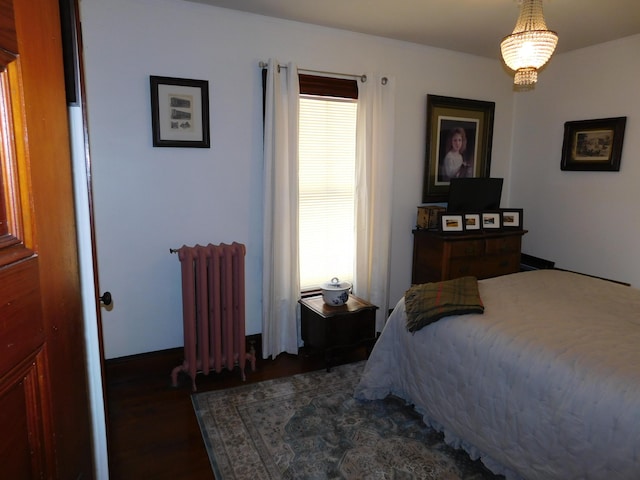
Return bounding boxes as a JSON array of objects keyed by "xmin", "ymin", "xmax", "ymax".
[{"xmin": 192, "ymin": 361, "xmax": 500, "ymax": 479}]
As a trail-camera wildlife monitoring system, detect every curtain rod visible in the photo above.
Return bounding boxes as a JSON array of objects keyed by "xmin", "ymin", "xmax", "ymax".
[{"xmin": 259, "ymin": 61, "xmax": 387, "ymax": 84}]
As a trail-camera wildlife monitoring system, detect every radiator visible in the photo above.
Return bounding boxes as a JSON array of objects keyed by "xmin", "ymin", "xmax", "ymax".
[{"xmin": 171, "ymin": 242, "xmax": 256, "ymax": 391}]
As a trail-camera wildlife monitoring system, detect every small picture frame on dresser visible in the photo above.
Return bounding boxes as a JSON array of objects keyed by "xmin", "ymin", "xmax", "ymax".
[
  {"xmin": 501, "ymin": 208, "xmax": 523, "ymax": 229},
  {"xmin": 464, "ymin": 213, "xmax": 481, "ymax": 231},
  {"xmin": 439, "ymin": 213, "xmax": 464, "ymax": 232},
  {"xmin": 481, "ymin": 212, "xmax": 502, "ymax": 230}
]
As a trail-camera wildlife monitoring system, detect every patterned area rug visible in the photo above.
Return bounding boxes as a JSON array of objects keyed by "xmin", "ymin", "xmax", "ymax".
[{"xmin": 192, "ymin": 361, "xmax": 501, "ymax": 479}]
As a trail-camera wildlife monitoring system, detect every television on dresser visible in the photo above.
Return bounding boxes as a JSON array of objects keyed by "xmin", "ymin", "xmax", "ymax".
[{"xmin": 446, "ymin": 177, "xmax": 503, "ymax": 213}]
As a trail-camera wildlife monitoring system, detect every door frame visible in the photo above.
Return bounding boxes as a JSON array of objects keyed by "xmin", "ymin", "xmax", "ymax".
[{"xmin": 60, "ymin": 0, "xmax": 109, "ymax": 476}]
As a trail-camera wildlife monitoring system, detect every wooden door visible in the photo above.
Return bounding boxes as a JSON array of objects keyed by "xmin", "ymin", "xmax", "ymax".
[{"xmin": 0, "ymin": 0, "xmax": 94, "ymax": 478}]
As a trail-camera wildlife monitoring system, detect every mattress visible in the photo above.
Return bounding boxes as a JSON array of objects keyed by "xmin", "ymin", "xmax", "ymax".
[{"xmin": 354, "ymin": 269, "xmax": 640, "ymax": 479}]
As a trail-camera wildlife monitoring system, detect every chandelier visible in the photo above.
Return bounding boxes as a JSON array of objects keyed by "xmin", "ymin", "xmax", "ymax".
[{"xmin": 500, "ymin": 0, "xmax": 558, "ymax": 86}]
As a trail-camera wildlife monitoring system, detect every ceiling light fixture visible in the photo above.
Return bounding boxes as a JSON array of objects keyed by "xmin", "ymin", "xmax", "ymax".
[{"xmin": 500, "ymin": 0, "xmax": 558, "ymax": 86}]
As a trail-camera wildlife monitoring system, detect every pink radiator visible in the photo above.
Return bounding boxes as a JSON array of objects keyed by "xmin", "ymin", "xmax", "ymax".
[{"xmin": 171, "ymin": 242, "xmax": 256, "ymax": 391}]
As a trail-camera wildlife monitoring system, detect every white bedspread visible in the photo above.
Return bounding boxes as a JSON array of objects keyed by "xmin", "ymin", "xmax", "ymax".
[{"xmin": 354, "ymin": 270, "xmax": 640, "ymax": 480}]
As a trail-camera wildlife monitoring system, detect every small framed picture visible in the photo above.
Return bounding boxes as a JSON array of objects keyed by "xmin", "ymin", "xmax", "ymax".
[
  {"xmin": 439, "ymin": 213, "xmax": 464, "ymax": 232},
  {"xmin": 481, "ymin": 212, "xmax": 501, "ymax": 230},
  {"xmin": 501, "ymin": 209, "xmax": 523, "ymax": 229},
  {"xmin": 464, "ymin": 213, "xmax": 481, "ymax": 231},
  {"xmin": 150, "ymin": 75, "xmax": 210, "ymax": 148}
]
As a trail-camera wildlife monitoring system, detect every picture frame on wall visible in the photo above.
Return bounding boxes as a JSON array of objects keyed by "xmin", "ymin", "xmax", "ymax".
[
  {"xmin": 560, "ymin": 117, "xmax": 626, "ymax": 171},
  {"xmin": 439, "ymin": 213, "xmax": 464, "ymax": 233},
  {"xmin": 501, "ymin": 209, "xmax": 523, "ymax": 229},
  {"xmin": 150, "ymin": 75, "xmax": 210, "ymax": 148},
  {"xmin": 422, "ymin": 94, "xmax": 495, "ymax": 202},
  {"xmin": 464, "ymin": 213, "xmax": 481, "ymax": 231},
  {"xmin": 481, "ymin": 212, "xmax": 501, "ymax": 230}
]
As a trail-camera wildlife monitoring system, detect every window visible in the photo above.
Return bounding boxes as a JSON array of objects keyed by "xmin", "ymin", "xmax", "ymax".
[{"xmin": 298, "ymin": 75, "xmax": 358, "ymax": 290}]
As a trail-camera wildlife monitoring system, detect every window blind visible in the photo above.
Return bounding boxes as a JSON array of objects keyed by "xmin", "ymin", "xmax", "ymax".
[{"xmin": 298, "ymin": 95, "xmax": 357, "ymax": 289}]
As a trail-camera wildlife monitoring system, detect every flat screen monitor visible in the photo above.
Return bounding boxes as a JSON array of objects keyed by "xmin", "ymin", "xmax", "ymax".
[{"xmin": 447, "ymin": 177, "xmax": 503, "ymax": 212}]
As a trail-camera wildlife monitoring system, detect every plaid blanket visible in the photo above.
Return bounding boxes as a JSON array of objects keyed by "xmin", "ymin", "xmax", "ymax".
[{"xmin": 404, "ymin": 276, "xmax": 484, "ymax": 332}]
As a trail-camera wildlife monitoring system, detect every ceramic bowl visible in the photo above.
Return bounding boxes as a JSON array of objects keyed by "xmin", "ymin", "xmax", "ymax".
[{"xmin": 321, "ymin": 277, "xmax": 352, "ymax": 306}]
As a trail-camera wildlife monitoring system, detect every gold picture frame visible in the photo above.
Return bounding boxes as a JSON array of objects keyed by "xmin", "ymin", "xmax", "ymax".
[{"xmin": 423, "ymin": 95, "xmax": 495, "ymax": 202}]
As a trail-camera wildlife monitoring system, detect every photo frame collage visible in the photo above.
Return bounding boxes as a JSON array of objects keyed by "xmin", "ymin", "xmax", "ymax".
[{"xmin": 438, "ymin": 209, "xmax": 524, "ymax": 233}]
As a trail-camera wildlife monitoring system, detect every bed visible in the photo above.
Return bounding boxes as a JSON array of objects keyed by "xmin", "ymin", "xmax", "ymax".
[{"xmin": 354, "ymin": 269, "xmax": 640, "ymax": 480}]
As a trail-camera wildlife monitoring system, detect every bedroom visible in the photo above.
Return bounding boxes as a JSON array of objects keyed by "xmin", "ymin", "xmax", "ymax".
[
  {"xmin": 75, "ymin": 0, "xmax": 639, "ymax": 477},
  {"xmin": 81, "ymin": 0, "xmax": 640, "ymax": 359}
]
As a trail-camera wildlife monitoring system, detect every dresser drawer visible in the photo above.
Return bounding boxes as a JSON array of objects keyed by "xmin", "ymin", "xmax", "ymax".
[
  {"xmin": 448, "ymin": 258, "xmax": 485, "ymax": 278},
  {"xmin": 485, "ymin": 235, "xmax": 521, "ymax": 254},
  {"xmin": 448, "ymin": 240, "xmax": 485, "ymax": 258},
  {"xmin": 482, "ymin": 254, "xmax": 521, "ymax": 278}
]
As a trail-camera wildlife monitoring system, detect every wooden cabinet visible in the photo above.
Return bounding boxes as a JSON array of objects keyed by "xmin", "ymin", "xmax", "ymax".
[
  {"xmin": 412, "ymin": 229, "xmax": 527, "ymax": 284},
  {"xmin": 299, "ymin": 294, "xmax": 377, "ymax": 371}
]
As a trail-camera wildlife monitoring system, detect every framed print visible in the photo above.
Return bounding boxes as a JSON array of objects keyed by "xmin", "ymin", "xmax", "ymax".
[
  {"xmin": 481, "ymin": 212, "xmax": 501, "ymax": 230},
  {"xmin": 439, "ymin": 213, "xmax": 464, "ymax": 233},
  {"xmin": 464, "ymin": 213, "xmax": 481, "ymax": 231},
  {"xmin": 561, "ymin": 117, "xmax": 626, "ymax": 171},
  {"xmin": 501, "ymin": 209, "xmax": 523, "ymax": 229},
  {"xmin": 150, "ymin": 75, "xmax": 210, "ymax": 148},
  {"xmin": 423, "ymin": 95, "xmax": 495, "ymax": 202}
]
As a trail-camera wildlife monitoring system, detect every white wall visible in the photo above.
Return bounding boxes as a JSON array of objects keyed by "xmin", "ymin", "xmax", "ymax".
[
  {"xmin": 509, "ymin": 35, "xmax": 640, "ymax": 286},
  {"xmin": 80, "ymin": 0, "xmax": 515, "ymax": 358}
]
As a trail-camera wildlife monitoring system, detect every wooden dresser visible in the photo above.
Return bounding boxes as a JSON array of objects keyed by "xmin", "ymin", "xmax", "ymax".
[{"xmin": 412, "ymin": 229, "xmax": 527, "ymax": 284}]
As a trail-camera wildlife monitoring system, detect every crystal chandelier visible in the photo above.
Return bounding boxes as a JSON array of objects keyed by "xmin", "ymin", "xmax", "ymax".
[{"xmin": 500, "ymin": 0, "xmax": 558, "ymax": 86}]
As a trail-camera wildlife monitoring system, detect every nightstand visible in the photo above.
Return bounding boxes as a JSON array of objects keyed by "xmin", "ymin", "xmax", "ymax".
[{"xmin": 299, "ymin": 294, "xmax": 378, "ymax": 371}]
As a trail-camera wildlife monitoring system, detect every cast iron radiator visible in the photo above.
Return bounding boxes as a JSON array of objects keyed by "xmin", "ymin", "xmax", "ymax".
[{"xmin": 171, "ymin": 242, "xmax": 256, "ymax": 391}]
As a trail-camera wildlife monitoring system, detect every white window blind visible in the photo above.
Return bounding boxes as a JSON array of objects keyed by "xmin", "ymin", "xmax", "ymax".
[{"xmin": 298, "ymin": 95, "xmax": 357, "ymax": 290}]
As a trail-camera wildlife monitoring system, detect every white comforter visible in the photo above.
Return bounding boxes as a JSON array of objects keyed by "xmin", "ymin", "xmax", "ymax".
[{"xmin": 354, "ymin": 270, "xmax": 640, "ymax": 480}]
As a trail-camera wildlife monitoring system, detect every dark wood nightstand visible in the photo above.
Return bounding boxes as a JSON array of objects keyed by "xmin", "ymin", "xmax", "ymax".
[{"xmin": 299, "ymin": 294, "xmax": 378, "ymax": 371}]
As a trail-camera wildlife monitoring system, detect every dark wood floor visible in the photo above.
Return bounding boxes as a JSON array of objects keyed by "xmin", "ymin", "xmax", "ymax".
[{"xmin": 105, "ymin": 346, "xmax": 367, "ymax": 479}]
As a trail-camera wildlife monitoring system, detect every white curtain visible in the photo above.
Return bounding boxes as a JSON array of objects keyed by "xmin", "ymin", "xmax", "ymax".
[
  {"xmin": 354, "ymin": 74, "xmax": 396, "ymax": 332},
  {"xmin": 262, "ymin": 60, "xmax": 301, "ymax": 359}
]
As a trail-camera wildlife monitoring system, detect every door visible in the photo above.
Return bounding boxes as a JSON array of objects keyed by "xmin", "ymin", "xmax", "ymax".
[{"xmin": 0, "ymin": 0, "xmax": 94, "ymax": 478}]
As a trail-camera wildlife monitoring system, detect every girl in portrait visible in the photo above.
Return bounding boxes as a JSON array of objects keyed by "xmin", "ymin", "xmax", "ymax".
[{"xmin": 442, "ymin": 127, "xmax": 470, "ymax": 180}]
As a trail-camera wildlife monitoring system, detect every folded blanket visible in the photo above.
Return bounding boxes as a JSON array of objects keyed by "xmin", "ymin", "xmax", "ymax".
[{"xmin": 405, "ymin": 276, "xmax": 484, "ymax": 332}]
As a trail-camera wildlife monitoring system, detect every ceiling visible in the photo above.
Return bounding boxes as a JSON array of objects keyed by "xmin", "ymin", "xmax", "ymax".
[{"xmin": 186, "ymin": 0, "xmax": 640, "ymax": 59}]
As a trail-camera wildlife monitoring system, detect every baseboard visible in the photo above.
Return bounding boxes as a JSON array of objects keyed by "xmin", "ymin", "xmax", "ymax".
[
  {"xmin": 105, "ymin": 347, "xmax": 183, "ymax": 366},
  {"xmin": 106, "ymin": 334, "xmax": 263, "ymax": 367},
  {"xmin": 520, "ymin": 253, "xmax": 556, "ymax": 271}
]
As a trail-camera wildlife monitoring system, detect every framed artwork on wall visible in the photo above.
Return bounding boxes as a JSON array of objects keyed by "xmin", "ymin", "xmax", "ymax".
[
  {"xmin": 560, "ymin": 117, "xmax": 626, "ymax": 171},
  {"xmin": 150, "ymin": 75, "xmax": 210, "ymax": 148},
  {"xmin": 422, "ymin": 94, "xmax": 495, "ymax": 202}
]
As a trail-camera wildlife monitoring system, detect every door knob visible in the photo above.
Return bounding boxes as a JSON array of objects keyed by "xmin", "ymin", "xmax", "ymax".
[{"xmin": 100, "ymin": 291, "xmax": 112, "ymax": 306}]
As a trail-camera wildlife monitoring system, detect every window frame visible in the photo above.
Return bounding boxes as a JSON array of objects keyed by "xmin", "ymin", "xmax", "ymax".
[
  {"xmin": 300, "ymin": 74, "xmax": 358, "ymax": 294},
  {"xmin": 262, "ymin": 69, "xmax": 359, "ymax": 295}
]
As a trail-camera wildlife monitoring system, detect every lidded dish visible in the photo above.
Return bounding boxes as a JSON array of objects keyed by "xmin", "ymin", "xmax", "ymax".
[{"xmin": 321, "ymin": 277, "xmax": 352, "ymax": 306}]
